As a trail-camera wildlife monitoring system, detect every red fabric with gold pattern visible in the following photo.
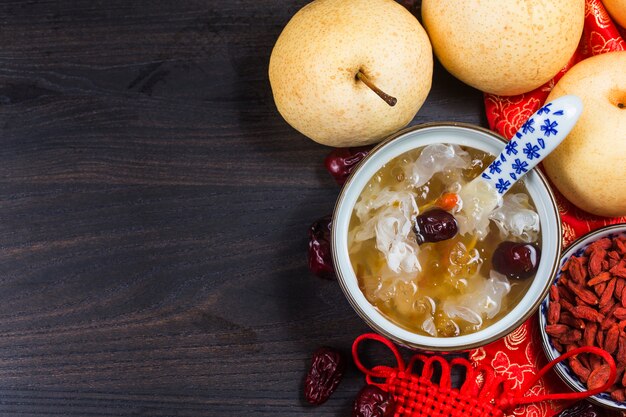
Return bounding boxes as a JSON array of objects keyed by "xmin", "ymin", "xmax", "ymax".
[
  {"xmin": 484, "ymin": 0, "xmax": 626, "ymax": 248},
  {"xmin": 473, "ymin": 2, "xmax": 626, "ymax": 416},
  {"xmin": 469, "ymin": 317, "xmax": 568, "ymax": 417}
]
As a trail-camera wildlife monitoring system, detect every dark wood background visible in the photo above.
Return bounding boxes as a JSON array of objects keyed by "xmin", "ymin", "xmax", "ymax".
[{"xmin": 0, "ymin": 1, "xmax": 485, "ymax": 415}]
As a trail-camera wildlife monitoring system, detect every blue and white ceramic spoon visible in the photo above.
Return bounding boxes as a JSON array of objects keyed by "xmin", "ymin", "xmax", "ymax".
[
  {"xmin": 457, "ymin": 95, "xmax": 583, "ymax": 237},
  {"xmin": 479, "ymin": 94, "xmax": 583, "ymax": 195}
]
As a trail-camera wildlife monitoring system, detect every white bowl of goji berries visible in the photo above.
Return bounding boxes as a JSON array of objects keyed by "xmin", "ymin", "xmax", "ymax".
[{"xmin": 539, "ymin": 223, "xmax": 626, "ymax": 410}]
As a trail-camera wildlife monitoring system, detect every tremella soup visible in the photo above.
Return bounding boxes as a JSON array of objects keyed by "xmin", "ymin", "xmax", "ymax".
[{"xmin": 348, "ymin": 144, "xmax": 541, "ymax": 337}]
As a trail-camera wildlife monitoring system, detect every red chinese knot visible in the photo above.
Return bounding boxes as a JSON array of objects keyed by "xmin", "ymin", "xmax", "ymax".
[{"xmin": 352, "ymin": 333, "xmax": 616, "ymax": 417}]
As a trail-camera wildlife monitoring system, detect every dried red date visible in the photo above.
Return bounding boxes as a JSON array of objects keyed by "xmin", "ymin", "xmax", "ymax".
[
  {"xmin": 352, "ymin": 385, "xmax": 395, "ymax": 417},
  {"xmin": 414, "ymin": 209, "xmax": 458, "ymax": 244},
  {"xmin": 491, "ymin": 241, "xmax": 539, "ymax": 279},
  {"xmin": 325, "ymin": 147, "xmax": 371, "ymax": 185},
  {"xmin": 304, "ymin": 347, "xmax": 345, "ymax": 405},
  {"xmin": 308, "ymin": 216, "xmax": 335, "ymax": 280}
]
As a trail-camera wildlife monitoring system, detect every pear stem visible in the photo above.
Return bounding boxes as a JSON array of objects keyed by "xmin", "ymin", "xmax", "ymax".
[{"xmin": 356, "ymin": 71, "xmax": 397, "ymax": 107}]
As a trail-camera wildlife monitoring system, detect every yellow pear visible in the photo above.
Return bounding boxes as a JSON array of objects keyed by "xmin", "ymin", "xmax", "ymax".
[
  {"xmin": 543, "ymin": 52, "xmax": 626, "ymax": 217},
  {"xmin": 269, "ymin": 0, "xmax": 433, "ymax": 147},
  {"xmin": 604, "ymin": 0, "xmax": 626, "ymax": 28},
  {"xmin": 422, "ymin": 0, "xmax": 584, "ymax": 96}
]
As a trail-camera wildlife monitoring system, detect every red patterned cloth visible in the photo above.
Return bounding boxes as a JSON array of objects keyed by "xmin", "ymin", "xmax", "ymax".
[{"xmin": 472, "ymin": 2, "xmax": 626, "ymax": 416}]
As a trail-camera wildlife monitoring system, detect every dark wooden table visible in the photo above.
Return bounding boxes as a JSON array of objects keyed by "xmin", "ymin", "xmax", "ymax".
[{"xmin": 0, "ymin": 1, "xmax": 485, "ymax": 415}]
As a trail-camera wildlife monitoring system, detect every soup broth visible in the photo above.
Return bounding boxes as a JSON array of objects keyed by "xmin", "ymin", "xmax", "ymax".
[{"xmin": 348, "ymin": 144, "xmax": 541, "ymax": 337}]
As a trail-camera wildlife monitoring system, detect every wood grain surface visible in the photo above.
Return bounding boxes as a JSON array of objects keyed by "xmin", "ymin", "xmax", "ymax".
[{"xmin": 0, "ymin": 1, "xmax": 485, "ymax": 415}]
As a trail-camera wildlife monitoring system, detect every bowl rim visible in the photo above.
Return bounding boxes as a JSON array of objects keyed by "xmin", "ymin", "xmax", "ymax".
[
  {"xmin": 539, "ymin": 223, "xmax": 626, "ymax": 410},
  {"xmin": 332, "ymin": 121, "xmax": 562, "ymax": 351}
]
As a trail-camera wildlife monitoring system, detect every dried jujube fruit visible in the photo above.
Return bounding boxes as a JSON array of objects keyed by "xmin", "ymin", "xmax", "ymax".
[
  {"xmin": 413, "ymin": 208, "xmax": 458, "ymax": 244},
  {"xmin": 492, "ymin": 241, "xmax": 540, "ymax": 279},
  {"xmin": 324, "ymin": 146, "xmax": 371, "ymax": 185},
  {"xmin": 308, "ymin": 215, "xmax": 335, "ymax": 280},
  {"xmin": 352, "ymin": 385, "xmax": 395, "ymax": 417},
  {"xmin": 304, "ymin": 347, "xmax": 345, "ymax": 405}
]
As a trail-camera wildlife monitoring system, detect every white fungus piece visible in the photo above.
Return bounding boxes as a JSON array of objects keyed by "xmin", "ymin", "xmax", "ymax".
[
  {"xmin": 353, "ymin": 187, "xmax": 419, "ymax": 242},
  {"xmin": 490, "ymin": 193, "xmax": 540, "ymax": 243},
  {"xmin": 374, "ymin": 207, "xmax": 421, "ymax": 273},
  {"xmin": 447, "ymin": 241, "xmax": 483, "ymax": 288},
  {"xmin": 443, "ymin": 305, "xmax": 484, "ymax": 326},
  {"xmin": 404, "ymin": 144, "xmax": 471, "ymax": 188},
  {"xmin": 370, "ymin": 270, "xmax": 418, "ymax": 303},
  {"xmin": 456, "ymin": 178, "xmax": 502, "ymax": 240},
  {"xmin": 354, "ymin": 187, "xmax": 418, "ymax": 222},
  {"xmin": 422, "ymin": 315, "xmax": 438, "ymax": 337},
  {"xmin": 352, "ymin": 187, "xmax": 421, "ymax": 273},
  {"xmin": 443, "ymin": 270, "xmax": 511, "ymax": 324}
]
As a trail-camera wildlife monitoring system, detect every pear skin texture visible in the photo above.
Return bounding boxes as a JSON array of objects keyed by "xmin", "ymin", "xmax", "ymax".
[
  {"xmin": 269, "ymin": 0, "xmax": 433, "ymax": 147},
  {"xmin": 543, "ymin": 52, "xmax": 626, "ymax": 217},
  {"xmin": 604, "ymin": 0, "xmax": 626, "ymax": 28},
  {"xmin": 422, "ymin": 0, "xmax": 584, "ymax": 96}
]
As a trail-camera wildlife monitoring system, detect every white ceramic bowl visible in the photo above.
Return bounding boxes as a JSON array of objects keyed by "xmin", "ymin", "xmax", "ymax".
[
  {"xmin": 332, "ymin": 122, "xmax": 562, "ymax": 351},
  {"xmin": 539, "ymin": 224, "xmax": 626, "ymax": 410}
]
